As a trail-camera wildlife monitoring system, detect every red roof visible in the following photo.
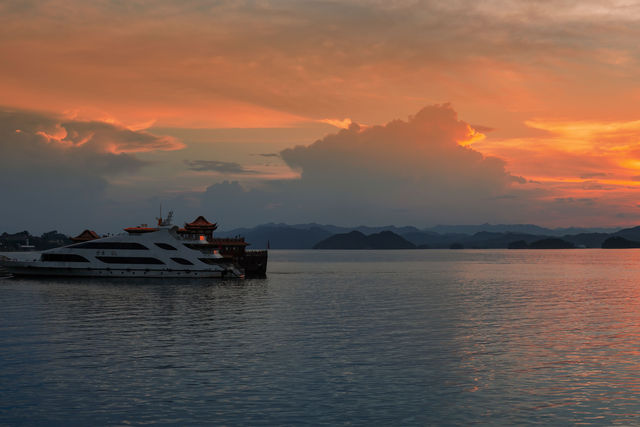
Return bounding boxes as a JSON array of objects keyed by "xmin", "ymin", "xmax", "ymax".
[
  {"xmin": 71, "ymin": 229, "xmax": 100, "ymax": 242},
  {"xmin": 187, "ymin": 216, "xmax": 215, "ymax": 226},
  {"xmin": 185, "ymin": 215, "xmax": 217, "ymax": 230}
]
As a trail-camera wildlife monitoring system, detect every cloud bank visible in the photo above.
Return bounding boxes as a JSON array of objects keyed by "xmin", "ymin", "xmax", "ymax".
[
  {"xmin": 0, "ymin": 108, "xmax": 183, "ymax": 231},
  {"xmin": 198, "ymin": 104, "xmax": 527, "ymax": 227},
  {"xmin": 3, "ymin": 0, "xmax": 640, "ymax": 128},
  {"xmin": 185, "ymin": 160, "xmax": 259, "ymax": 175},
  {"xmin": 3, "ymin": 104, "xmax": 638, "ymax": 233}
]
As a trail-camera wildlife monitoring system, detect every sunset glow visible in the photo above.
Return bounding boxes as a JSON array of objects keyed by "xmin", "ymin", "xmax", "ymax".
[{"xmin": 3, "ymin": 0, "xmax": 640, "ymax": 231}]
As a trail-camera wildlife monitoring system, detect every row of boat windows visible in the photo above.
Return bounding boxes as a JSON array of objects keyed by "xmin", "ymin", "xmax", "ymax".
[
  {"xmin": 155, "ymin": 243, "xmax": 177, "ymax": 250},
  {"xmin": 67, "ymin": 242, "xmax": 194, "ymax": 251},
  {"xmin": 69, "ymin": 242, "xmax": 149, "ymax": 250},
  {"xmin": 41, "ymin": 253, "xmax": 223, "ymax": 266},
  {"xmin": 96, "ymin": 256, "xmax": 164, "ymax": 265},
  {"xmin": 42, "ymin": 254, "xmax": 90, "ymax": 262}
]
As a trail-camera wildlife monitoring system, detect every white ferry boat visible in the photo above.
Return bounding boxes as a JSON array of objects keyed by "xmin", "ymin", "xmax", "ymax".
[{"xmin": 0, "ymin": 213, "xmax": 266, "ymax": 279}]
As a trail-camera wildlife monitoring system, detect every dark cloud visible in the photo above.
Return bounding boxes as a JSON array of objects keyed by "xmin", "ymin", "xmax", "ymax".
[
  {"xmin": 256, "ymin": 153, "xmax": 280, "ymax": 158},
  {"xmin": 471, "ymin": 124, "xmax": 495, "ymax": 133},
  {"xmin": 554, "ymin": 197, "xmax": 597, "ymax": 205},
  {"xmin": 0, "ymin": 108, "xmax": 148, "ymax": 179},
  {"xmin": 580, "ymin": 172, "xmax": 609, "ymax": 179},
  {"xmin": 60, "ymin": 120, "xmax": 183, "ymax": 154},
  {"xmin": 581, "ymin": 181, "xmax": 616, "ymax": 191},
  {"xmin": 0, "ymin": 108, "xmax": 183, "ymax": 232},
  {"xmin": 185, "ymin": 160, "xmax": 259, "ymax": 174}
]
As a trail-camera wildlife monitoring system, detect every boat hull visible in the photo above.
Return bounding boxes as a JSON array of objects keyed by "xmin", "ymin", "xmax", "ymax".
[
  {"xmin": 238, "ymin": 250, "xmax": 268, "ymax": 277},
  {"xmin": 1, "ymin": 262, "xmax": 243, "ymax": 279}
]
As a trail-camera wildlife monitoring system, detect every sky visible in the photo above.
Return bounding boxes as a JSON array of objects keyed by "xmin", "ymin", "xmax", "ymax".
[{"xmin": 3, "ymin": 0, "xmax": 640, "ymax": 234}]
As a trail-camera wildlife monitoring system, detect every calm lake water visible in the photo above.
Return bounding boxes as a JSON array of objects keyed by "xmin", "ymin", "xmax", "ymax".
[{"xmin": 3, "ymin": 249, "xmax": 640, "ymax": 425}]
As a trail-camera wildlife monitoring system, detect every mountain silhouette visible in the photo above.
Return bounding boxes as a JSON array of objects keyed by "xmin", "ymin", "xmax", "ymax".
[{"xmin": 313, "ymin": 230, "xmax": 416, "ymax": 249}]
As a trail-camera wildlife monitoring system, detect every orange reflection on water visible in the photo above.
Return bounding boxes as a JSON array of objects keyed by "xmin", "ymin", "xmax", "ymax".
[{"xmin": 448, "ymin": 250, "xmax": 640, "ymax": 420}]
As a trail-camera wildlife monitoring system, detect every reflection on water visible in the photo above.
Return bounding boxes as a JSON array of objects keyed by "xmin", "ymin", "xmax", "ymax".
[{"xmin": 3, "ymin": 250, "xmax": 640, "ymax": 424}]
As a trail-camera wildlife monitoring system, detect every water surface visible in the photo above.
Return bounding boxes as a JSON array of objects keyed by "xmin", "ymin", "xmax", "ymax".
[{"xmin": 2, "ymin": 249, "xmax": 640, "ymax": 425}]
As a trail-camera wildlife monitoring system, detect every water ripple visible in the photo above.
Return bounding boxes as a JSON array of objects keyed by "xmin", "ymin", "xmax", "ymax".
[{"xmin": 3, "ymin": 250, "xmax": 640, "ymax": 424}]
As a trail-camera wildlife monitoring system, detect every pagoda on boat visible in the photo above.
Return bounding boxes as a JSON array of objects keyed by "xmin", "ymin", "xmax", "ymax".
[
  {"xmin": 177, "ymin": 215, "xmax": 266, "ymax": 276},
  {"xmin": 71, "ymin": 229, "xmax": 100, "ymax": 242},
  {"xmin": 177, "ymin": 215, "xmax": 218, "ymax": 240}
]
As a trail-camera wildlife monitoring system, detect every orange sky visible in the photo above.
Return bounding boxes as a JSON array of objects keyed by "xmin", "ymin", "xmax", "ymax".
[{"xmin": 3, "ymin": 0, "xmax": 640, "ymax": 230}]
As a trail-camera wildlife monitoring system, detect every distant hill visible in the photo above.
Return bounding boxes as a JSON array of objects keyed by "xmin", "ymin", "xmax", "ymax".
[
  {"xmin": 528, "ymin": 238, "xmax": 575, "ymax": 249},
  {"xmin": 425, "ymin": 223, "xmax": 618, "ymax": 236},
  {"xmin": 508, "ymin": 238, "xmax": 576, "ymax": 249},
  {"xmin": 461, "ymin": 231, "xmax": 545, "ymax": 249},
  {"xmin": 602, "ymin": 236, "xmax": 640, "ymax": 248},
  {"xmin": 613, "ymin": 226, "xmax": 640, "ymax": 242},
  {"xmin": 216, "ymin": 224, "xmax": 331, "ymax": 249},
  {"xmin": 400, "ymin": 231, "xmax": 468, "ymax": 248},
  {"xmin": 507, "ymin": 240, "xmax": 529, "ymax": 249},
  {"xmin": 3, "ymin": 222, "xmax": 638, "ymax": 251},
  {"xmin": 427, "ymin": 223, "xmax": 554, "ymax": 236},
  {"xmin": 562, "ymin": 233, "xmax": 610, "ymax": 248},
  {"xmin": 199, "ymin": 222, "xmax": 638, "ymax": 250},
  {"xmin": 313, "ymin": 231, "xmax": 416, "ymax": 249}
]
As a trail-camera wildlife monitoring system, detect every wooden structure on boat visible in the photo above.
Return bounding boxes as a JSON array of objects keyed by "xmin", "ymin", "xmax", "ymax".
[{"xmin": 178, "ymin": 216, "xmax": 268, "ymax": 277}]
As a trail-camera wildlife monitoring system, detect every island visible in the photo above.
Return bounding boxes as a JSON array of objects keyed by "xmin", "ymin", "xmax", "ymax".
[
  {"xmin": 601, "ymin": 236, "xmax": 640, "ymax": 249},
  {"xmin": 313, "ymin": 231, "xmax": 416, "ymax": 249}
]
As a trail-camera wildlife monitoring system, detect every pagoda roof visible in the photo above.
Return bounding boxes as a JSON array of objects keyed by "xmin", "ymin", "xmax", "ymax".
[
  {"xmin": 71, "ymin": 229, "xmax": 100, "ymax": 242},
  {"xmin": 185, "ymin": 215, "xmax": 217, "ymax": 230},
  {"xmin": 187, "ymin": 215, "xmax": 214, "ymax": 226}
]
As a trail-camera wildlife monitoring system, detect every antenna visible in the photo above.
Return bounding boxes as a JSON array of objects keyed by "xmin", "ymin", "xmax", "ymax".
[
  {"xmin": 156, "ymin": 208, "xmax": 174, "ymax": 227},
  {"xmin": 156, "ymin": 203, "xmax": 164, "ymax": 226}
]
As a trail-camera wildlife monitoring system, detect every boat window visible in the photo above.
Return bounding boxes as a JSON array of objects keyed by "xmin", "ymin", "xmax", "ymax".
[
  {"xmin": 96, "ymin": 256, "xmax": 164, "ymax": 265},
  {"xmin": 183, "ymin": 243, "xmax": 205, "ymax": 251},
  {"xmin": 199, "ymin": 257, "xmax": 231, "ymax": 265},
  {"xmin": 41, "ymin": 253, "xmax": 90, "ymax": 262},
  {"xmin": 69, "ymin": 242, "xmax": 149, "ymax": 250},
  {"xmin": 171, "ymin": 257, "xmax": 193, "ymax": 265},
  {"xmin": 154, "ymin": 243, "xmax": 177, "ymax": 250}
]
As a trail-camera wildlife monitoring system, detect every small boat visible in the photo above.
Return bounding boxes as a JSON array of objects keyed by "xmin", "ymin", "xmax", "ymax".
[{"xmin": 0, "ymin": 213, "xmax": 267, "ymax": 279}]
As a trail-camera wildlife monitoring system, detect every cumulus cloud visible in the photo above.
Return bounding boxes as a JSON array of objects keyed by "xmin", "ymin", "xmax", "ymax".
[
  {"xmin": 193, "ymin": 104, "xmax": 529, "ymax": 227},
  {"xmin": 185, "ymin": 160, "xmax": 259, "ymax": 174},
  {"xmin": 281, "ymin": 104, "xmax": 515, "ymax": 194},
  {"xmin": 0, "ymin": 108, "xmax": 184, "ymax": 231}
]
